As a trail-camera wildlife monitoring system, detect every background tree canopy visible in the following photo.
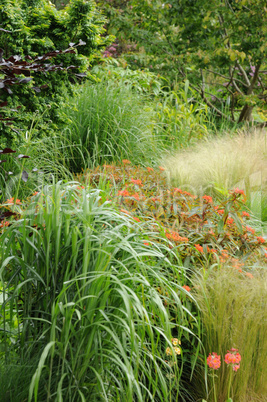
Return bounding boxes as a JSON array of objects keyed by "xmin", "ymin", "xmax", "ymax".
[{"xmin": 97, "ymin": 0, "xmax": 267, "ymax": 123}]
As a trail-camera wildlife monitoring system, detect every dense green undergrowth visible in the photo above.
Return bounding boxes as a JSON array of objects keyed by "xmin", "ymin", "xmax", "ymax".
[{"xmin": 1, "ymin": 162, "xmax": 266, "ymax": 401}]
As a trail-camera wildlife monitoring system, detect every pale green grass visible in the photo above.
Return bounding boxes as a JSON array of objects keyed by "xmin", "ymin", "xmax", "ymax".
[
  {"xmin": 191, "ymin": 266, "xmax": 267, "ymax": 401},
  {"xmin": 163, "ymin": 129, "xmax": 267, "ymax": 197}
]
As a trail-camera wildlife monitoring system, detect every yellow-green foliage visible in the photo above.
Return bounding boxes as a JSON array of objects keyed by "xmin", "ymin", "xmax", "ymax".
[
  {"xmin": 163, "ymin": 129, "xmax": 267, "ymax": 196},
  {"xmin": 192, "ymin": 267, "xmax": 267, "ymax": 401}
]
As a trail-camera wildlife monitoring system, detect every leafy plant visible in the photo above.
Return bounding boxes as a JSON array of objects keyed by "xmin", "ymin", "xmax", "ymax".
[{"xmin": 0, "ymin": 181, "xmax": 200, "ymax": 400}]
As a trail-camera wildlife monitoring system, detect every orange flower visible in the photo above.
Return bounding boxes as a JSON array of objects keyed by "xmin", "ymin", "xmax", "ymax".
[
  {"xmin": 146, "ymin": 167, "xmax": 154, "ymax": 172},
  {"xmin": 245, "ymin": 272, "xmax": 254, "ymax": 279},
  {"xmin": 0, "ymin": 221, "xmax": 10, "ymax": 228},
  {"xmin": 122, "ymin": 159, "xmax": 131, "ymax": 165},
  {"xmin": 224, "ymin": 349, "xmax": 241, "ymax": 366},
  {"xmin": 242, "ymin": 211, "xmax": 250, "ymax": 218},
  {"xmin": 166, "ymin": 231, "xmax": 188, "ymax": 243},
  {"xmin": 195, "ymin": 244, "xmax": 204, "ymax": 253},
  {"xmin": 173, "ymin": 188, "xmax": 183, "ymax": 194},
  {"xmin": 143, "ymin": 241, "xmax": 151, "ymax": 246},
  {"xmin": 182, "ymin": 285, "xmax": 191, "ymax": 292},
  {"xmin": 6, "ymin": 197, "xmax": 22, "ymax": 205},
  {"xmin": 120, "ymin": 209, "xmax": 130, "ymax": 215},
  {"xmin": 257, "ymin": 236, "xmax": 265, "ymax": 244},
  {"xmin": 203, "ymin": 195, "xmax": 213, "ymax": 204},
  {"xmin": 131, "ymin": 178, "xmax": 143, "ymax": 186},
  {"xmin": 118, "ymin": 190, "xmax": 130, "ymax": 197},
  {"xmin": 132, "ymin": 193, "xmax": 140, "ymax": 201},
  {"xmin": 159, "ymin": 166, "xmax": 165, "ymax": 171},
  {"xmin": 227, "ymin": 218, "xmax": 234, "ymax": 225},
  {"xmin": 133, "ymin": 217, "xmax": 140, "ymax": 222},
  {"xmin": 246, "ymin": 226, "xmax": 255, "ymax": 235},
  {"xmin": 207, "ymin": 353, "xmax": 221, "ymax": 370},
  {"xmin": 232, "ymin": 188, "xmax": 245, "ymax": 196}
]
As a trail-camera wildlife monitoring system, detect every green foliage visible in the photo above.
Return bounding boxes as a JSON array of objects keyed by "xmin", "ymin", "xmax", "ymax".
[
  {"xmin": 0, "ymin": 0, "xmax": 109, "ymax": 140},
  {"xmin": 57, "ymin": 81, "xmax": 159, "ymax": 170},
  {"xmin": 79, "ymin": 163, "xmax": 267, "ymax": 271},
  {"xmin": 98, "ymin": 0, "xmax": 267, "ymax": 123},
  {"xmin": 91, "ymin": 58, "xmax": 164, "ymax": 95},
  {"xmin": 0, "ymin": 182, "xmax": 199, "ymax": 400},
  {"xmin": 153, "ymin": 81, "xmax": 209, "ymax": 148}
]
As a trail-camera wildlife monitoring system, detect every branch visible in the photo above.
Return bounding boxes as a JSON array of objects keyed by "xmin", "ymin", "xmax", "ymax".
[
  {"xmin": 190, "ymin": 82, "xmax": 235, "ymax": 122},
  {"xmin": 236, "ymin": 62, "xmax": 250, "ymax": 86},
  {"xmin": 205, "ymin": 68, "xmax": 248, "ymax": 88}
]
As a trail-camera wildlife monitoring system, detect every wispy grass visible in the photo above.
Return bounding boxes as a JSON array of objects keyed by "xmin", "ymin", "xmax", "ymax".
[
  {"xmin": 0, "ymin": 181, "xmax": 200, "ymax": 401},
  {"xmin": 163, "ymin": 128, "xmax": 267, "ymax": 199},
  {"xmin": 191, "ymin": 266, "xmax": 267, "ymax": 401}
]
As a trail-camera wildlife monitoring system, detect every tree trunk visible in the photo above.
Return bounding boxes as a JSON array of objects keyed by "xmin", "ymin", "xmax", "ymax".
[{"xmin": 238, "ymin": 63, "xmax": 261, "ymax": 123}]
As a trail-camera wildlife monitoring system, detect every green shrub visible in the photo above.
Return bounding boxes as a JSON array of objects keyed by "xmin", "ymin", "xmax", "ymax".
[{"xmin": 0, "ymin": 0, "xmax": 109, "ymax": 140}]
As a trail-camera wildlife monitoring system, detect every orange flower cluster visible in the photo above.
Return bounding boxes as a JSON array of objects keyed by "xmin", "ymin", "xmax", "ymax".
[
  {"xmin": 203, "ymin": 195, "xmax": 213, "ymax": 204},
  {"xmin": 166, "ymin": 231, "xmax": 189, "ymax": 243},
  {"xmin": 6, "ymin": 197, "xmax": 22, "ymax": 205},
  {"xmin": 207, "ymin": 352, "xmax": 221, "ymax": 370},
  {"xmin": 118, "ymin": 190, "xmax": 130, "ymax": 197},
  {"xmin": 224, "ymin": 348, "xmax": 241, "ymax": 371},
  {"xmin": 131, "ymin": 178, "xmax": 143, "ymax": 186}
]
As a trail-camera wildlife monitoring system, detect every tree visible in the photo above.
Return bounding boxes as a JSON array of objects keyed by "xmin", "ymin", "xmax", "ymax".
[{"xmin": 99, "ymin": 0, "xmax": 267, "ymax": 123}]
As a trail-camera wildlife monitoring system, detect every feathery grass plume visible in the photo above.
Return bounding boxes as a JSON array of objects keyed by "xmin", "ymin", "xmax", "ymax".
[
  {"xmin": 163, "ymin": 129, "xmax": 267, "ymax": 201},
  {"xmin": 191, "ymin": 265, "xmax": 267, "ymax": 401},
  {"xmin": 0, "ymin": 181, "xmax": 200, "ymax": 401}
]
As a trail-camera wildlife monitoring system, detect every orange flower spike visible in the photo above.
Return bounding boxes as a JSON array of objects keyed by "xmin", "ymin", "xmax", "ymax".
[
  {"xmin": 242, "ymin": 211, "xmax": 250, "ymax": 218},
  {"xmin": 132, "ymin": 193, "xmax": 140, "ymax": 201},
  {"xmin": 159, "ymin": 166, "xmax": 165, "ymax": 171},
  {"xmin": 146, "ymin": 167, "xmax": 154, "ymax": 172},
  {"xmin": 133, "ymin": 217, "xmax": 140, "ymax": 222},
  {"xmin": 245, "ymin": 272, "xmax": 254, "ymax": 279}
]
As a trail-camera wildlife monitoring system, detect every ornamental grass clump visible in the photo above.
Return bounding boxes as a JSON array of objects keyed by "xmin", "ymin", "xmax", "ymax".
[
  {"xmin": 162, "ymin": 129, "xmax": 267, "ymax": 202},
  {"xmin": 57, "ymin": 81, "xmax": 158, "ymax": 171},
  {"xmin": 0, "ymin": 181, "xmax": 200, "ymax": 401},
  {"xmin": 191, "ymin": 267, "xmax": 267, "ymax": 401}
]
